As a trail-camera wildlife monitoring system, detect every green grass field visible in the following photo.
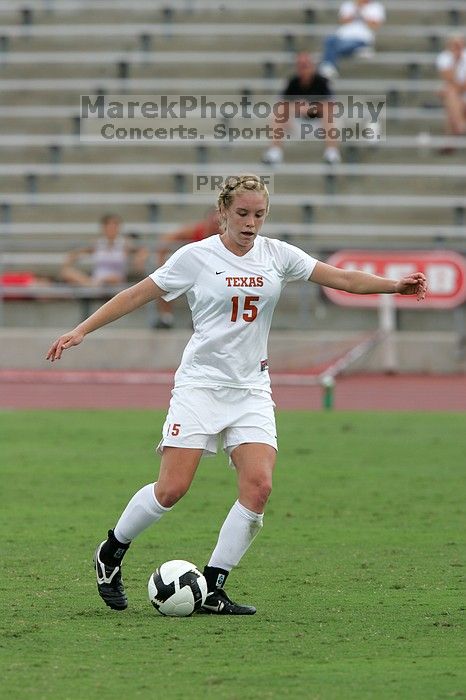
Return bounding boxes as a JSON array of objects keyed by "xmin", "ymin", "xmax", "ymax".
[{"xmin": 2, "ymin": 410, "xmax": 465, "ymax": 700}]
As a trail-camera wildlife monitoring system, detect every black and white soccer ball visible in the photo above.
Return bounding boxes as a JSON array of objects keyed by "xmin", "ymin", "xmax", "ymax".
[{"xmin": 148, "ymin": 560, "xmax": 208, "ymax": 617}]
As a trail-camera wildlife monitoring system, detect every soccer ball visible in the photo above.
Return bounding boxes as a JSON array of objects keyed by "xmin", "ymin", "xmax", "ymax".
[{"xmin": 148, "ymin": 560, "xmax": 208, "ymax": 617}]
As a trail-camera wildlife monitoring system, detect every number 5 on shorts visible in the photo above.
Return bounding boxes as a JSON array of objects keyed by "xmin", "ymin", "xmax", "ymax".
[{"xmin": 167, "ymin": 423, "xmax": 181, "ymax": 436}]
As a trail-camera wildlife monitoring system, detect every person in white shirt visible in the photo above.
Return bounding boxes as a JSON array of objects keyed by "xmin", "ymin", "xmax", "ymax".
[
  {"xmin": 61, "ymin": 214, "xmax": 147, "ymax": 287},
  {"xmin": 436, "ymin": 34, "xmax": 466, "ymax": 141},
  {"xmin": 47, "ymin": 174, "xmax": 427, "ymax": 615},
  {"xmin": 320, "ymin": 0, "xmax": 386, "ymax": 78}
]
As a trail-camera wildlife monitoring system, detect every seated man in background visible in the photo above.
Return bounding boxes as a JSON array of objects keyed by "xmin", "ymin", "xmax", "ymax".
[
  {"xmin": 262, "ymin": 52, "xmax": 341, "ymax": 165},
  {"xmin": 154, "ymin": 208, "xmax": 220, "ymax": 329},
  {"xmin": 61, "ymin": 214, "xmax": 147, "ymax": 287},
  {"xmin": 436, "ymin": 34, "xmax": 466, "ymax": 145},
  {"xmin": 319, "ymin": 0, "xmax": 386, "ymax": 79}
]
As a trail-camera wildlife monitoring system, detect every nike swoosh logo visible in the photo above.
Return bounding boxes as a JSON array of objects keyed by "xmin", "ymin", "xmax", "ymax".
[{"xmin": 216, "ymin": 271, "xmax": 225, "ymax": 275}]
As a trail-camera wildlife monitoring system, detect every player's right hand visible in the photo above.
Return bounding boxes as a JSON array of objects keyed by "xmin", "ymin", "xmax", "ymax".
[{"xmin": 46, "ymin": 329, "xmax": 84, "ymax": 362}]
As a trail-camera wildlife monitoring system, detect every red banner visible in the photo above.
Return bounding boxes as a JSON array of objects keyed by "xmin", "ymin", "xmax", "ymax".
[{"xmin": 323, "ymin": 250, "xmax": 466, "ymax": 309}]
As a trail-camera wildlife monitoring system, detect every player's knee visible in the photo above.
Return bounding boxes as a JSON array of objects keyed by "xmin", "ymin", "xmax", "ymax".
[
  {"xmin": 250, "ymin": 477, "xmax": 273, "ymax": 511},
  {"xmin": 155, "ymin": 480, "xmax": 190, "ymax": 508}
]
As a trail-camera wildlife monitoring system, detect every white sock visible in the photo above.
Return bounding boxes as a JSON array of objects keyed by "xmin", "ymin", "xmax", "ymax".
[
  {"xmin": 113, "ymin": 483, "xmax": 171, "ymax": 543},
  {"xmin": 208, "ymin": 500, "xmax": 264, "ymax": 571}
]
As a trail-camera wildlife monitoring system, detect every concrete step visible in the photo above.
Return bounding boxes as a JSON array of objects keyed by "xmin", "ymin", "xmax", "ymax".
[
  {"xmin": 0, "ymin": 170, "xmax": 461, "ymax": 198},
  {"xmin": 2, "ymin": 221, "xmax": 463, "ymax": 249},
  {"xmin": 0, "ymin": 62, "xmax": 430, "ymax": 82},
  {"xmin": 0, "ymin": 55, "xmax": 439, "ymax": 81},
  {"xmin": 2, "ymin": 33, "xmax": 445, "ymax": 53},
  {"xmin": 0, "ymin": 6, "xmax": 462, "ymax": 26},
  {"xmin": 1, "ymin": 201, "xmax": 459, "ymax": 227},
  {"xmin": 0, "ymin": 0, "xmax": 463, "ymax": 24},
  {"xmin": 0, "ymin": 25, "xmax": 454, "ymax": 54},
  {"xmin": 2, "ymin": 133, "xmax": 465, "ymax": 163},
  {"xmin": 0, "ymin": 75, "xmax": 442, "ymax": 94}
]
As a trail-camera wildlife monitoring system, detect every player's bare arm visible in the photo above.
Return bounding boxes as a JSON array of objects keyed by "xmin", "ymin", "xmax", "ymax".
[
  {"xmin": 46, "ymin": 278, "xmax": 164, "ymax": 362},
  {"xmin": 310, "ymin": 261, "xmax": 427, "ymax": 300}
]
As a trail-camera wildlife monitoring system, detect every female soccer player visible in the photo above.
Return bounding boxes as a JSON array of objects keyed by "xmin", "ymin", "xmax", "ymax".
[{"xmin": 47, "ymin": 174, "xmax": 427, "ymax": 615}]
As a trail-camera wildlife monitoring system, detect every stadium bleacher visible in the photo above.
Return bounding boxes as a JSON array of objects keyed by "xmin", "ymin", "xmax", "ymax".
[{"xmin": 0, "ymin": 0, "xmax": 465, "ymax": 339}]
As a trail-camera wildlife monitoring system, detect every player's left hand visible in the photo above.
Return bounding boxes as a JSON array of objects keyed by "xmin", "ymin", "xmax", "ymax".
[
  {"xmin": 394, "ymin": 272, "xmax": 427, "ymax": 301},
  {"xmin": 46, "ymin": 328, "xmax": 84, "ymax": 362}
]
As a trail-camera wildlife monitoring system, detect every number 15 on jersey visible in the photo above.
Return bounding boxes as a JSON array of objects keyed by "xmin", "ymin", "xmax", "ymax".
[{"xmin": 230, "ymin": 296, "xmax": 259, "ymax": 323}]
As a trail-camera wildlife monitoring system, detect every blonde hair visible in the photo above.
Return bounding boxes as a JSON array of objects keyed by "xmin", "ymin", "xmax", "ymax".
[{"xmin": 217, "ymin": 174, "xmax": 270, "ymax": 231}]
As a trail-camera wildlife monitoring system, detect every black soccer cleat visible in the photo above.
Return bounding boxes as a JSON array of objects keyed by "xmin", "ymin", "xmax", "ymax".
[
  {"xmin": 94, "ymin": 542, "xmax": 128, "ymax": 611},
  {"xmin": 200, "ymin": 588, "xmax": 256, "ymax": 615}
]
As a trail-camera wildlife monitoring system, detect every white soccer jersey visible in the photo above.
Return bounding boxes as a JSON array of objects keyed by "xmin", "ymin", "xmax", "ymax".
[
  {"xmin": 338, "ymin": 1, "xmax": 385, "ymax": 43},
  {"xmin": 150, "ymin": 234, "xmax": 318, "ymax": 391},
  {"xmin": 436, "ymin": 49, "xmax": 466, "ymax": 84}
]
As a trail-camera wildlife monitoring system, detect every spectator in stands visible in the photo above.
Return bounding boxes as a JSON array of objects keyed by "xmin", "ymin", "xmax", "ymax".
[
  {"xmin": 436, "ymin": 34, "xmax": 466, "ymax": 145},
  {"xmin": 262, "ymin": 52, "xmax": 341, "ymax": 165},
  {"xmin": 125, "ymin": 230, "xmax": 150, "ymax": 280},
  {"xmin": 61, "ymin": 214, "xmax": 147, "ymax": 287},
  {"xmin": 154, "ymin": 208, "xmax": 220, "ymax": 329},
  {"xmin": 319, "ymin": 0, "xmax": 386, "ymax": 79}
]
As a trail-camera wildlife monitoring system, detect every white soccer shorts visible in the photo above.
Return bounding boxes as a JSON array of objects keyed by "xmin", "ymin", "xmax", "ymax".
[{"xmin": 157, "ymin": 386, "xmax": 277, "ymax": 458}]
